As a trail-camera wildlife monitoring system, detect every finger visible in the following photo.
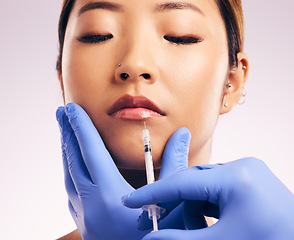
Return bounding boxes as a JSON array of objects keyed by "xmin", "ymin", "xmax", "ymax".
[
  {"xmin": 157, "ymin": 203, "xmax": 186, "ymax": 230},
  {"xmin": 159, "ymin": 128, "xmax": 191, "ymax": 179},
  {"xmin": 68, "ymin": 200, "xmax": 80, "ymax": 227},
  {"xmin": 122, "ymin": 165, "xmax": 223, "ymax": 208},
  {"xmin": 65, "ymin": 103, "xmax": 123, "ymax": 186},
  {"xmin": 57, "ymin": 107, "xmax": 77, "ymax": 198},
  {"xmin": 57, "ymin": 106, "xmax": 92, "ymax": 195},
  {"xmin": 143, "ymin": 229, "xmax": 192, "ymax": 240},
  {"xmin": 62, "ymin": 146, "xmax": 78, "ymax": 199},
  {"xmin": 142, "ymin": 227, "xmax": 219, "ymax": 240}
]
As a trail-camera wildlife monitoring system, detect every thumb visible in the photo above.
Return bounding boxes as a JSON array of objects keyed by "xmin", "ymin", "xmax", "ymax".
[
  {"xmin": 159, "ymin": 128, "xmax": 191, "ymax": 180},
  {"xmin": 65, "ymin": 103, "xmax": 130, "ymax": 191}
]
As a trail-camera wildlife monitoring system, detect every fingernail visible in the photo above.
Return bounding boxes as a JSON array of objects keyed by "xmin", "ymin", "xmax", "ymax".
[
  {"xmin": 56, "ymin": 106, "xmax": 65, "ymax": 121},
  {"xmin": 56, "ymin": 107, "xmax": 65, "ymax": 131},
  {"xmin": 65, "ymin": 103, "xmax": 75, "ymax": 115},
  {"xmin": 121, "ymin": 195, "xmax": 127, "ymax": 205},
  {"xmin": 179, "ymin": 128, "xmax": 191, "ymax": 149},
  {"xmin": 121, "ymin": 193, "xmax": 132, "ymax": 205}
]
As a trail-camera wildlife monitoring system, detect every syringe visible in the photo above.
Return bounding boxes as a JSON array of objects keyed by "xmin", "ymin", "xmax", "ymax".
[{"xmin": 142, "ymin": 122, "xmax": 164, "ymax": 232}]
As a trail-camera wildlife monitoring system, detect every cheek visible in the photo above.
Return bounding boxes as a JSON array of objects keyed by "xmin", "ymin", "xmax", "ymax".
[
  {"xmin": 61, "ymin": 40, "xmax": 116, "ymax": 105},
  {"xmin": 61, "ymin": 41, "xmax": 151, "ymax": 169},
  {"xmin": 162, "ymin": 43, "xmax": 228, "ymax": 158}
]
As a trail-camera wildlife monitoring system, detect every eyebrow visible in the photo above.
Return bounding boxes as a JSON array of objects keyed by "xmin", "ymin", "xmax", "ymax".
[
  {"xmin": 78, "ymin": 2, "xmax": 123, "ymax": 16},
  {"xmin": 154, "ymin": 2, "xmax": 204, "ymax": 15}
]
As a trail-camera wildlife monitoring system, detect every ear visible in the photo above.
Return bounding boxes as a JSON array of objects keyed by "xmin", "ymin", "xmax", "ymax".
[
  {"xmin": 220, "ymin": 52, "xmax": 249, "ymax": 115},
  {"xmin": 58, "ymin": 71, "xmax": 65, "ymax": 103}
]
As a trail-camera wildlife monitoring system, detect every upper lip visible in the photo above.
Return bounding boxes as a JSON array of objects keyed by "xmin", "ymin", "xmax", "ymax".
[{"xmin": 108, "ymin": 94, "xmax": 166, "ymax": 116}]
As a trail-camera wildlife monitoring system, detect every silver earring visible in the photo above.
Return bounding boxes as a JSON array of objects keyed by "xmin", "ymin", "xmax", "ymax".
[
  {"xmin": 242, "ymin": 65, "xmax": 247, "ymax": 70},
  {"xmin": 227, "ymin": 83, "xmax": 232, "ymax": 88},
  {"xmin": 224, "ymin": 103, "xmax": 229, "ymax": 107},
  {"xmin": 238, "ymin": 88, "xmax": 247, "ymax": 105}
]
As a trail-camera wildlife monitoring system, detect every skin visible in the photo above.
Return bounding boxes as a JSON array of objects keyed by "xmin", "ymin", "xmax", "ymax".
[{"xmin": 58, "ymin": 0, "xmax": 248, "ymax": 238}]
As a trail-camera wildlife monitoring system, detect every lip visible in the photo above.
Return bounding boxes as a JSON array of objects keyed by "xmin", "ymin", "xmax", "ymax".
[{"xmin": 108, "ymin": 94, "xmax": 166, "ymax": 120}]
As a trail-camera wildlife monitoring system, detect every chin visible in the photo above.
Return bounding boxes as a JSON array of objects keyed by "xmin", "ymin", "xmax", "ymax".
[
  {"xmin": 106, "ymin": 139, "xmax": 164, "ymax": 170},
  {"xmin": 110, "ymin": 148, "xmax": 163, "ymax": 170},
  {"xmin": 93, "ymin": 118, "xmax": 169, "ymax": 170}
]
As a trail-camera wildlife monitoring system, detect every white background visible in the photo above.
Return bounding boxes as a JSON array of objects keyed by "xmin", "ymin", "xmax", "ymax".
[{"xmin": 0, "ymin": 1, "xmax": 293, "ymax": 239}]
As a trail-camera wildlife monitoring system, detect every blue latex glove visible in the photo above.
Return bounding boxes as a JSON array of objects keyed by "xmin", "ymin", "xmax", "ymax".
[
  {"xmin": 56, "ymin": 103, "xmax": 191, "ymax": 240},
  {"xmin": 123, "ymin": 158, "xmax": 294, "ymax": 240}
]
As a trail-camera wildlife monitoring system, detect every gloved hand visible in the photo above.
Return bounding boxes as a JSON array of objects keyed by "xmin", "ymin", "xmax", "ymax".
[
  {"xmin": 123, "ymin": 158, "xmax": 294, "ymax": 240},
  {"xmin": 56, "ymin": 103, "xmax": 191, "ymax": 240}
]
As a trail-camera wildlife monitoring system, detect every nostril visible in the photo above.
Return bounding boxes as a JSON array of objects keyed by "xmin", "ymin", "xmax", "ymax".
[
  {"xmin": 120, "ymin": 73, "xmax": 129, "ymax": 80},
  {"xmin": 119, "ymin": 73, "xmax": 151, "ymax": 80},
  {"xmin": 141, "ymin": 73, "xmax": 151, "ymax": 79}
]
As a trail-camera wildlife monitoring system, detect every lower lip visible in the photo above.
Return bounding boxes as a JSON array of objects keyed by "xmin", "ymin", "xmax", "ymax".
[{"xmin": 111, "ymin": 108, "xmax": 162, "ymax": 120}]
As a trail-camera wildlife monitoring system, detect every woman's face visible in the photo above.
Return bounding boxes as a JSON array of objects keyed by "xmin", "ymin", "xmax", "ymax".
[{"xmin": 61, "ymin": 0, "xmax": 231, "ymax": 169}]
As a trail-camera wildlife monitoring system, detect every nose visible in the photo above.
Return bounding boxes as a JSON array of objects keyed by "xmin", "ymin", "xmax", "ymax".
[{"xmin": 114, "ymin": 40, "xmax": 158, "ymax": 85}]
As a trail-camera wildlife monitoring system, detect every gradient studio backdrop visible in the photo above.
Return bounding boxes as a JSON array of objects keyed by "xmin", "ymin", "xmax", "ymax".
[{"xmin": 0, "ymin": 1, "xmax": 293, "ymax": 239}]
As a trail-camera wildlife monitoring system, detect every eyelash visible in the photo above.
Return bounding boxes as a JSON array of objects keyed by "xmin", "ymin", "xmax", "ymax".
[
  {"xmin": 77, "ymin": 34, "xmax": 113, "ymax": 43},
  {"xmin": 164, "ymin": 36, "xmax": 203, "ymax": 45},
  {"xmin": 77, "ymin": 34, "xmax": 202, "ymax": 45}
]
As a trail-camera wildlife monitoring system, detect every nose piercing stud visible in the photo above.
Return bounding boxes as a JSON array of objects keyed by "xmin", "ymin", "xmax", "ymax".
[{"xmin": 118, "ymin": 64, "xmax": 121, "ymax": 67}]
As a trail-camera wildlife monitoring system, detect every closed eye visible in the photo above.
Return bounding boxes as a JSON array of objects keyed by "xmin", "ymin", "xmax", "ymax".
[
  {"xmin": 164, "ymin": 35, "xmax": 203, "ymax": 45},
  {"xmin": 77, "ymin": 34, "xmax": 113, "ymax": 44}
]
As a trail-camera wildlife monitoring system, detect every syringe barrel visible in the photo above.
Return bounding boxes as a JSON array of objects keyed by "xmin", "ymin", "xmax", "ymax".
[{"xmin": 143, "ymin": 129, "xmax": 155, "ymax": 184}]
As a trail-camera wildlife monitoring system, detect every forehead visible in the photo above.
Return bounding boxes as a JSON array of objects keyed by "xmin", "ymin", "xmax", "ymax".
[{"xmin": 71, "ymin": 0, "xmax": 221, "ymax": 19}]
